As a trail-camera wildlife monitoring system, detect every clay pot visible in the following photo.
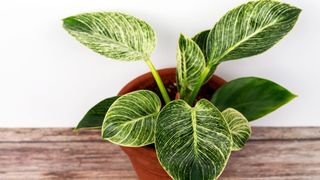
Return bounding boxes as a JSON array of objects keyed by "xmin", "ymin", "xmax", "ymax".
[{"xmin": 118, "ymin": 68, "xmax": 226, "ymax": 180}]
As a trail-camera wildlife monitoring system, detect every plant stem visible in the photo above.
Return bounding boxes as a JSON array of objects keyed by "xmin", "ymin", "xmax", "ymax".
[
  {"xmin": 186, "ymin": 67, "xmax": 211, "ymax": 105},
  {"xmin": 145, "ymin": 58, "xmax": 171, "ymax": 104}
]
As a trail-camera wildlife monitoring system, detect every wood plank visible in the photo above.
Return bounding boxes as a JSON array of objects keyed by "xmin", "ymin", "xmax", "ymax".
[
  {"xmin": 1, "ymin": 127, "xmax": 320, "ymax": 142},
  {"xmin": 0, "ymin": 128, "xmax": 320, "ymax": 179},
  {"xmin": 0, "ymin": 142, "xmax": 136, "ymax": 179},
  {"xmin": 0, "ymin": 128, "xmax": 101, "ymax": 142},
  {"xmin": 221, "ymin": 140, "xmax": 320, "ymax": 179},
  {"xmin": 250, "ymin": 127, "xmax": 320, "ymax": 140}
]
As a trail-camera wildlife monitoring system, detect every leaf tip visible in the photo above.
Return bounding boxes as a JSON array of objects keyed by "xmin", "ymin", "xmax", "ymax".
[
  {"xmin": 297, "ymin": 7, "xmax": 302, "ymax": 13},
  {"xmin": 178, "ymin": 33, "xmax": 186, "ymax": 41},
  {"xmin": 62, "ymin": 16, "xmax": 73, "ymax": 26},
  {"xmin": 62, "ymin": 16, "xmax": 78, "ymax": 32},
  {"xmin": 73, "ymin": 123, "xmax": 81, "ymax": 131},
  {"xmin": 73, "ymin": 128, "xmax": 80, "ymax": 134},
  {"xmin": 178, "ymin": 33, "xmax": 189, "ymax": 48},
  {"xmin": 291, "ymin": 93, "xmax": 298, "ymax": 99}
]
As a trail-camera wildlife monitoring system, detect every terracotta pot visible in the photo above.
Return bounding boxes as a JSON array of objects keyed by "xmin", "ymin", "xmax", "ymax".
[{"xmin": 118, "ymin": 68, "xmax": 226, "ymax": 180}]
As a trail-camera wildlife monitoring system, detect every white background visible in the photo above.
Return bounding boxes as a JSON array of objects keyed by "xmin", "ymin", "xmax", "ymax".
[{"xmin": 0, "ymin": 0, "xmax": 319, "ymax": 127}]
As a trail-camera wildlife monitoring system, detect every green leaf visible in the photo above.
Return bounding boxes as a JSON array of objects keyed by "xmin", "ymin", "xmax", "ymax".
[
  {"xmin": 192, "ymin": 30, "xmax": 219, "ymax": 83},
  {"xmin": 211, "ymin": 77, "xmax": 297, "ymax": 121},
  {"xmin": 222, "ymin": 108, "xmax": 251, "ymax": 151},
  {"xmin": 102, "ymin": 90, "xmax": 161, "ymax": 147},
  {"xmin": 176, "ymin": 34, "xmax": 206, "ymax": 99},
  {"xmin": 155, "ymin": 99, "xmax": 232, "ymax": 180},
  {"xmin": 63, "ymin": 12, "xmax": 156, "ymax": 61},
  {"xmin": 75, "ymin": 96, "xmax": 119, "ymax": 130},
  {"xmin": 206, "ymin": 0, "xmax": 301, "ymax": 65},
  {"xmin": 192, "ymin": 30, "xmax": 210, "ymax": 59}
]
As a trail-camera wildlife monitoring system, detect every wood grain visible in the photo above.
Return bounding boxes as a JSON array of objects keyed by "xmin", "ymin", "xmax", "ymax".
[{"xmin": 0, "ymin": 127, "xmax": 319, "ymax": 179}]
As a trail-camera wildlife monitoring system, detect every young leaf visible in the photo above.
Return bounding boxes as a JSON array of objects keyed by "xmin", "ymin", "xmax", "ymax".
[
  {"xmin": 211, "ymin": 77, "xmax": 297, "ymax": 121},
  {"xmin": 206, "ymin": 0, "xmax": 301, "ymax": 65},
  {"xmin": 222, "ymin": 108, "xmax": 251, "ymax": 151},
  {"xmin": 155, "ymin": 99, "xmax": 232, "ymax": 180},
  {"xmin": 75, "ymin": 96, "xmax": 119, "ymax": 130},
  {"xmin": 177, "ymin": 34, "xmax": 206, "ymax": 99},
  {"xmin": 192, "ymin": 30, "xmax": 210, "ymax": 59},
  {"xmin": 102, "ymin": 90, "xmax": 161, "ymax": 147},
  {"xmin": 192, "ymin": 30, "xmax": 218, "ymax": 83},
  {"xmin": 63, "ymin": 12, "xmax": 156, "ymax": 61}
]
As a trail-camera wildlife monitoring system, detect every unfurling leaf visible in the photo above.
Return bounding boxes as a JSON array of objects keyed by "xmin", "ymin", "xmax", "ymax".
[
  {"xmin": 63, "ymin": 12, "xmax": 156, "ymax": 61},
  {"xmin": 102, "ymin": 90, "xmax": 161, "ymax": 147},
  {"xmin": 212, "ymin": 77, "xmax": 297, "ymax": 121},
  {"xmin": 155, "ymin": 99, "xmax": 232, "ymax": 180},
  {"xmin": 75, "ymin": 96, "xmax": 119, "ymax": 130},
  {"xmin": 222, "ymin": 108, "xmax": 251, "ymax": 151},
  {"xmin": 177, "ymin": 34, "xmax": 206, "ymax": 99},
  {"xmin": 206, "ymin": 0, "xmax": 301, "ymax": 65},
  {"xmin": 192, "ymin": 30, "xmax": 210, "ymax": 59}
]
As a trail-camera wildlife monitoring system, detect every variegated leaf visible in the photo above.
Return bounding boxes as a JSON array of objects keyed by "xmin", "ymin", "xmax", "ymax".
[
  {"xmin": 177, "ymin": 34, "xmax": 206, "ymax": 100},
  {"xmin": 63, "ymin": 12, "xmax": 156, "ymax": 61},
  {"xmin": 222, "ymin": 108, "xmax": 251, "ymax": 151},
  {"xmin": 155, "ymin": 99, "xmax": 232, "ymax": 180},
  {"xmin": 192, "ymin": 30, "xmax": 218, "ymax": 83},
  {"xmin": 102, "ymin": 90, "xmax": 161, "ymax": 147},
  {"xmin": 206, "ymin": 0, "xmax": 301, "ymax": 65}
]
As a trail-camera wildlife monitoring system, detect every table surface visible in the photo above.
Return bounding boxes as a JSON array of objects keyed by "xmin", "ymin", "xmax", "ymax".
[{"xmin": 0, "ymin": 127, "xmax": 320, "ymax": 180}]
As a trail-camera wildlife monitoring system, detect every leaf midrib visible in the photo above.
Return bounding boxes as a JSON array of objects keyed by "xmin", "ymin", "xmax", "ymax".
[
  {"xmin": 106, "ymin": 112, "xmax": 158, "ymax": 140},
  {"xmin": 125, "ymin": 112, "xmax": 157, "ymax": 124},
  {"xmin": 191, "ymin": 109, "xmax": 198, "ymax": 157},
  {"xmin": 211, "ymin": 19, "xmax": 278, "ymax": 63},
  {"xmin": 72, "ymin": 30, "xmax": 148, "ymax": 58},
  {"xmin": 108, "ymin": 111, "xmax": 158, "ymax": 128}
]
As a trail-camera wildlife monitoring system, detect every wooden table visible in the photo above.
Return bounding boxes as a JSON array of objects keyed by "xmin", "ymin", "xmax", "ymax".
[{"xmin": 1, "ymin": 127, "xmax": 320, "ymax": 179}]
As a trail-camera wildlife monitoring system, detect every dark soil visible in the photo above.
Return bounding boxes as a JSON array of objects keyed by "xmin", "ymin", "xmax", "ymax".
[{"xmin": 142, "ymin": 78, "xmax": 216, "ymax": 106}]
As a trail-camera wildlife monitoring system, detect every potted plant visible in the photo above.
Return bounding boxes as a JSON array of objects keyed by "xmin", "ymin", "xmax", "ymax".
[{"xmin": 63, "ymin": 0, "xmax": 301, "ymax": 179}]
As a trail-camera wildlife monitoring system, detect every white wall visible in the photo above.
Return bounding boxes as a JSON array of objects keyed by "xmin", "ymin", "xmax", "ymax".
[{"xmin": 0, "ymin": 0, "xmax": 318, "ymax": 127}]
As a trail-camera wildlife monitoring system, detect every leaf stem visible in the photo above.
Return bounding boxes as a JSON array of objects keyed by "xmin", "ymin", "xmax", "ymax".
[
  {"xmin": 145, "ymin": 58, "xmax": 171, "ymax": 104},
  {"xmin": 186, "ymin": 67, "xmax": 211, "ymax": 105}
]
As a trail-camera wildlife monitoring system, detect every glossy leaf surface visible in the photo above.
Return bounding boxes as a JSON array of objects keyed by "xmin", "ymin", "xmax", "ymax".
[
  {"xmin": 63, "ymin": 12, "xmax": 156, "ymax": 61},
  {"xmin": 212, "ymin": 77, "xmax": 296, "ymax": 121},
  {"xmin": 176, "ymin": 34, "xmax": 206, "ymax": 99},
  {"xmin": 222, "ymin": 108, "xmax": 251, "ymax": 151},
  {"xmin": 206, "ymin": 0, "xmax": 301, "ymax": 65},
  {"xmin": 155, "ymin": 99, "xmax": 232, "ymax": 180},
  {"xmin": 192, "ymin": 30, "xmax": 210, "ymax": 59},
  {"xmin": 76, "ymin": 96, "xmax": 119, "ymax": 130},
  {"xmin": 102, "ymin": 90, "xmax": 161, "ymax": 147}
]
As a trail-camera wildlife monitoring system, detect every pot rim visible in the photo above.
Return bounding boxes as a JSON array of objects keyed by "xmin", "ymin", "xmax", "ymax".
[{"xmin": 118, "ymin": 67, "xmax": 226, "ymax": 96}]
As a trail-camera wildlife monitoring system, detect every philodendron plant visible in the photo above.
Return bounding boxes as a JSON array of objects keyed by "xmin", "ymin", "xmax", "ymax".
[{"xmin": 63, "ymin": 0, "xmax": 300, "ymax": 179}]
